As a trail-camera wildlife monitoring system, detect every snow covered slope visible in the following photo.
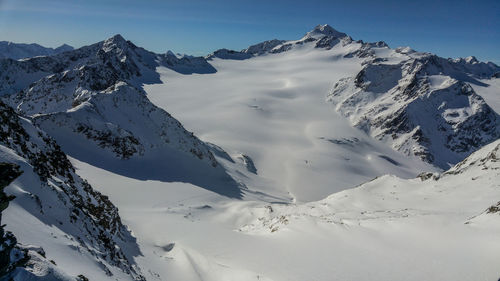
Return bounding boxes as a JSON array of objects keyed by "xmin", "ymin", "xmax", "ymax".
[
  {"xmin": 0, "ymin": 41, "xmax": 73, "ymax": 60},
  {"xmin": 232, "ymin": 139, "xmax": 500, "ymax": 280},
  {"xmin": 470, "ymin": 77, "xmax": 500, "ymax": 114},
  {"xmin": 73, "ymin": 135, "xmax": 500, "ymax": 281},
  {"xmin": 0, "ymin": 101, "xmax": 144, "ymax": 280}
]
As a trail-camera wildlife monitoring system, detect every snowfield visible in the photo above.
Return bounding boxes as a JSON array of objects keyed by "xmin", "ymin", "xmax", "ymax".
[
  {"xmin": 72, "ymin": 139, "xmax": 500, "ymax": 281},
  {"xmin": 146, "ymin": 43, "xmax": 436, "ymax": 202}
]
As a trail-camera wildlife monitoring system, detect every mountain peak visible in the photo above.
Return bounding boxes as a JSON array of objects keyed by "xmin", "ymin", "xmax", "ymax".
[
  {"xmin": 104, "ymin": 34, "xmax": 127, "ymax": 45},
  {"xmin": 304, "ymin": 24, "xmax": 347, "ymax": 39},
  {"xmin": 102, "ymin": 34, "xmax": 129, "ymax": 51}
]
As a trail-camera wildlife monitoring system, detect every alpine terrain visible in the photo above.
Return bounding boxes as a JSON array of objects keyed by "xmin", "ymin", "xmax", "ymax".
[{"xmin": 0, "ymin": 24, "xmax": 499, "ymax": 281}]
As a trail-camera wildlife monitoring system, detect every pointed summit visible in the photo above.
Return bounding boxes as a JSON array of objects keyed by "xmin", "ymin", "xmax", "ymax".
[
  {"xmin": 107, "ymin": 33, "xmax": 126, "ymax": 43},
  {"xmin": 102, "ymin": 34, "xmax": 129, "ymax": 51},
  {"xmin": 304, "ymin": 24, "xmax": 347, "ymax": 39}
]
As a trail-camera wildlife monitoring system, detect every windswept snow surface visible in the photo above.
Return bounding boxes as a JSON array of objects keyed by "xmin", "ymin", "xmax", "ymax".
[{"xmin": 146, "ymin": 43, "xmax": 435, "ymax": 202}]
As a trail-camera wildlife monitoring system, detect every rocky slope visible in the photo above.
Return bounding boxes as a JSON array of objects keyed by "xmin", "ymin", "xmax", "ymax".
[{"xmin": 0, "ymin": 100, "xmax": 144, "ymax": 280}]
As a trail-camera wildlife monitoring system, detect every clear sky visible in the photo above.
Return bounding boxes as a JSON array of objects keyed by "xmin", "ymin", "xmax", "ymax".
[{"xmin": 0, "ymin": 0, "xmax": 498, "ymax": 63}]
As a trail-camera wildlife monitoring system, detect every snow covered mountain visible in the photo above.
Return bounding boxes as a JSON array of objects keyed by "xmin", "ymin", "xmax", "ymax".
[
  {"xmin": 0, "ymin": 41, "xmax": 73, "ymax": 60},
  {"xmin": 1, "ymin": 34, "xmax": 240, "ymax": 197},
  {"xmin": 0, "ymin": 24, "xmax": 499, "ymax": 281},
  {"xmin": 147, "ymin": 24, "xmax": 500, "ymax": 201},
  {"xmin": 328, "ymin": 51, "xmax": 499, "ymax": 169},
  {"xmin": 205, "ymin": 24, "xmax": 500, "ymax": 169},
  {"xmin": 0, "ymin": 100, "xmax": 144, "ymax": 280}
]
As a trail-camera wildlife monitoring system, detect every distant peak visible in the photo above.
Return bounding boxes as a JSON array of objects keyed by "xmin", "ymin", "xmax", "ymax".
[
  {"xmin": 57, "ymin": 43, "xmax": 72, "ymax": 48},
  {"xmin": 55, "ymin": 43, "xmax": 73, "ymax": 52},
  {"xmin": 304, "ymin": 24, "xmax": 347, "ymax": 39},
  {"xmin": 166, "ymin": 50, "xmax": 187, "ymax": 59}
]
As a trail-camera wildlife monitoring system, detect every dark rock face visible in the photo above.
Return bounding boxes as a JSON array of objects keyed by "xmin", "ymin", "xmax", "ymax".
[{"xmin": 75, "ymin": 123, "xmax": 144, "ymax": 159}]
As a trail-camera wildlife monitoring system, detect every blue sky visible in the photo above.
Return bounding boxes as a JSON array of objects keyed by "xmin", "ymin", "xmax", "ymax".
[{"xmin": 0, "ymin": 0, "xmax": 498, "ymax": 63}]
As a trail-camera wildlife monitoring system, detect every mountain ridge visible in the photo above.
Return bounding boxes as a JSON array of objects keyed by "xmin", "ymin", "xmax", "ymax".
[{"xmin": 0, "ymin": 41, "xmax": 74, "ymax": 60}]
